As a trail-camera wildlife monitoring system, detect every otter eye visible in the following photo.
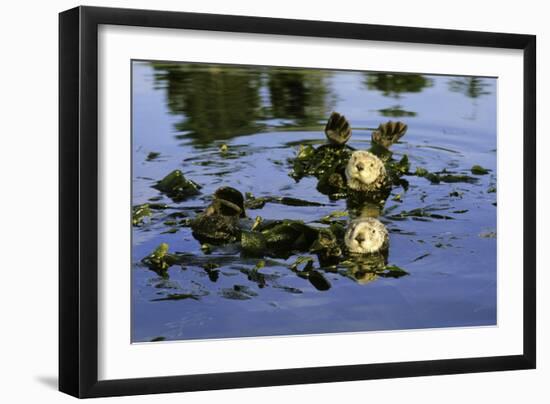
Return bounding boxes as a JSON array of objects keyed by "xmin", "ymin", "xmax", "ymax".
[{"xmin": 372, "ymin": 230, "xmax": 375, "ymax": 234}]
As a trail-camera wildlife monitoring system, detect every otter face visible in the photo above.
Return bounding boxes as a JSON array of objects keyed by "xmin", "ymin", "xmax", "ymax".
[
  {"xmin": 344, "ymin": 217, "xmax": 388, "ymax": 254},
  {"xmin": 345, "ymin": 151, "xmax": 386, "ymax": 191}
]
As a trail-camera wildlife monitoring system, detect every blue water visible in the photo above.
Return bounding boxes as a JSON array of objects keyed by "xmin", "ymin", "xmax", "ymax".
[{"xmin": 132, "ymin": 61, "xmax": 497, "ymax": 342}]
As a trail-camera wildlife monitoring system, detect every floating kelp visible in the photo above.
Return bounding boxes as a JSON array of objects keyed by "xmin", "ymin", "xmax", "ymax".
[
  {"xmin": 414, "ymin": 167, "xmax": 478, "ymax": 184},
  {"xmin": 220, "ymin": 284, "xmax": 259, "ymax": 300},
  {"xmin": 259, "ymin": 220, "xmax": 319, "ymax": 255},
  {"xmin": 471, "ymin": 165, "xmax": 490, "ymax": 175},
  {"xmin": 240, "ymin": 230, "xmax": 268, "ymax": 257},
  {"xmin": 191, "ymin": 214, "xmax": 241, "ymax": 244},
  {"xmin": 244, "ymin": 192, "xmax": 324, "ymax": 210},
  {"xmin": 146, "ymin": 151, "xmax": 161, "ymax": 161},
  {"xmin": 132, "ymin": 203, "xmax": 152, "ymax": 226},
  {"xmin": 288, "ymin": 256, "xmax": 332, "ymax": 291},
  {"xmin": 153, "ymin": 170, "xmax": 201, "ymax": 201},
  {"xmin": 387, "ymin": 207, "xmax": 455, "ymax": 221},
  {"xmin": 142, "ymin": 243, "xmax": 178, "ymax": 274},
  {"xmin": 340, "ymin": 255, "xmax": 408, "ymax": 284},
  {"xmin": 151, "ymin": 293, "xmax": 202, "ymax": 302},
  {"xmin": 310, "ymin": 227, "xmax": 343, "ymax": 266},
  {"xmin": 291, "ymin": 143, "xmax": 352, "ymax": 181},
  {"xmin": 318, "ymin": 210, "xmax": 348, "ymax": 224}
]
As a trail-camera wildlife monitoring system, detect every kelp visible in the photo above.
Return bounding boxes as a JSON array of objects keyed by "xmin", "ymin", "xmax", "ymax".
[
  {"xmin": 153, "ymin": 170, "xmax": 201, "ymax": 201},
  {"xmin": 288, "ymin": 256, "xmax": 331, "ymax": 291},
  {"xmin": 318, "ymin": 210, "xmax": 348, "ymax": 224},
  {"xmin": 244, "ymin": 192, "xmax": 324, "ymax": 210},
  {"xmin": 414, "ymin": 167, "xmax": 478, "ymax": 184},
  {"xmin": 151, "ymin": 293, "xmax": 202, "ymax": 302},
  {"xmin": 471, "ymin": 164, "xmax": 490, "ymax": 175},
  {"xmin": 240, "ymin": 230, "xmax": 268, "ymax": 257},
  {"xmin": 220, "ymin": 285, "xmax": 259, "ymax": 300},
  {"xmin": 142, "ymin": 243, "xmax": 178, "ymax": 274},
  {"xmin": 290, "ymin": 143, "xmax": 352, "ymax": 181},
  {"xmin": 387, "ymin": 207, "xmax": 455, "ymax": 221},
  {"xmin": 191, "ymin": 214, "xmax": 241, "ymax": 244},
  {"xmin": 309, "ymin": 227, "xmax": 343, "ymax": 266},
  {"xmin": 132, "ymin": 203, "xmax": 152, "ymax": 226},
  {"xmin": 146, "ymin": 151, "xmax": 161, "ymax": 161},
  {"xmin": 260, "ymin": 220, "xmax": 320, "ymax": 254},
  {"xmin": 340, "ymin": 253, "xmax": 408, "ymax": 284}
]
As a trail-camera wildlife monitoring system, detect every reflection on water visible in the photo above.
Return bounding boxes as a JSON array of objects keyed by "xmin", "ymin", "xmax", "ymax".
[
  {"xmin": 377, "ymin": 105, "xmax": 417, "ymax": 118},
  {"xmin": 267, "ymin": 70, "xmax": 333, "ymax": 126},
  {"xmin": 447, "ymin": 77, "xmax": 492, "ymax": 120},
  {"xmin": 152, "ymin": 63, "xmax": 334, "ymax": 145},
  {"xmin": 132, "ymin": 61, "xmax": 497, "ymax": 342},
  {"xmin": 448, "ymin": 77, "xmax": 491, "ymax": 99},
  {"xmin": 152, "ymin": 63, "xmax": 263, "ymax": 144},
  {"xmin": 364, "ymin": 72, "xmax": 433, "ymax": 98}
]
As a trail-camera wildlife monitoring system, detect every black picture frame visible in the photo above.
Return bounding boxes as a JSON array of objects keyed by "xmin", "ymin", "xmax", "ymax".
[{"xmin": 59, "ymin": 5, "xmax": 536, "ymax": 398}]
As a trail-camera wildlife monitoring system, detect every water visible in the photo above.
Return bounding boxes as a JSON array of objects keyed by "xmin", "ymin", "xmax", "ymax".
[{"xmin": 132, "ymin": 61, "xmax": 497, "ymax": 342}]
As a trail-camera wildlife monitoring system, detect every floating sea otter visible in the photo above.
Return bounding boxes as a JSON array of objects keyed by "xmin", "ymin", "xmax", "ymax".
[
  {"xmin": 344, "ymin": 216, "xmax": 389, "ymax": 255},
  {"xmin": 291, "ymin": 112, "xmax": 409, "ymax": 204},
  {"xmin": 345, "ymin": 150, "xmax": 388, "ymax": 193}
]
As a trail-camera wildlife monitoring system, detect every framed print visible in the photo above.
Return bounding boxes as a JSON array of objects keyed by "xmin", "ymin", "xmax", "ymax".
[{"xmin": 59, "ymin": 6, "xmax": 536, "ymax": 398}]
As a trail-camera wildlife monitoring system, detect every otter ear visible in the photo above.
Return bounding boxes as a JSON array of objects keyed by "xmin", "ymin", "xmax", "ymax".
[
  {"xmin": 371, "ymin": 121, "xmax": 408, "ymax": 149},
  {"xmin": 325, "ymin": 112, "xmax": 352, "ymax": 145}
]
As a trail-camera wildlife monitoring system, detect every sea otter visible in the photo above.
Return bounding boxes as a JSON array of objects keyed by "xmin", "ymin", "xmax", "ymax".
[{"xmin": 344, "ymin": 216, "xmax": 389, "ymax": 255}]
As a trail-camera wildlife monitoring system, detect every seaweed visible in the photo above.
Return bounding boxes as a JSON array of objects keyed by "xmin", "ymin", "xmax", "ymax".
[
  {"xmin": 414, "ymin": 167, "xmax": 478, "ymax": 184},
  {"xmin": 153, "ymin": 170, "xmax": 201, "ymax": 201},
  {"xmin": 132, "ymin": 203, "xmax": 152, "ymax": 226},
  {"xmin": 245, "ymin": 193, "xmax": 324, "ymax": 209},
  {"xmin": 220, "ymin": 285, "xmax": 259, "ymax": 300},
  {"xmin": 142, "ymin": 243, "xmax": 178, "ymax": 274},
  {"xmin": 471, "ymin": 164, "xmax": 490, "ymax": 175},
  {"xmin": 146, "ymin": 151, "xmax": 161, "ymax": 161},
  {"xmin": 240, "ymin": 231, "xmax": 268, "ymax": 257},
  {"xmin": 151, "ymin": 293, "xmax": 202, "ymax": 302},
  {"xmin": 387, "ymin": 207, "xmax": 454, "ymax": 221}
]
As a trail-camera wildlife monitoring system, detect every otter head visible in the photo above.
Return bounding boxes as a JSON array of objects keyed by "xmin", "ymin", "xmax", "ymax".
[
  {"xmin": 344, "ymin": 217, "xmax": 388, "ymax": 254},
  {"xmin": 345, "ymin": 151, "xmax": 386, "ymax": 191}
]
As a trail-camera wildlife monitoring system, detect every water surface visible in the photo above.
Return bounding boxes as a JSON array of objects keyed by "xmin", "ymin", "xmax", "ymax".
[{"xmin": 132, "ymin": 61, "xmax": 497, "ymax": 342}]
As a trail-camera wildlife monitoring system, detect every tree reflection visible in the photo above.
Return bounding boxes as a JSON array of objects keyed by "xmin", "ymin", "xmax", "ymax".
[
  {"xmin": 377, "ymin": 105, "xmax": 417, "ymax": 118},
  {"xmin": 448, "ymin": 77, "xmax": 491, "ymax": 99},
  {"xmin": 448, "ymin": 77, "xmax": 492, "ymax": 120},
  {"xmin": 364, "ymin": 73, "xmax": 433, "ymax": 98},
  {"xmin": 151, "ymin": 63, "xmax": 333, "ymax": 145},
  {"xmin": 152, "ymin": 63, "xmax": 264, "ymax": 145},
  {"xmin": 267, "ymin": 70, "xmax": 333, "ymax": 126}
]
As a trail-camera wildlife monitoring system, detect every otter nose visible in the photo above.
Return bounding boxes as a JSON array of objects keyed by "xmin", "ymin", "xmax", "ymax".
[
  {"xmin": 356, "ymin": 162, "xmax": 364, "ymax": 171},
  {"xmin": 355, "ymin": 234, "xmax": 365, "ymax": 243}
]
